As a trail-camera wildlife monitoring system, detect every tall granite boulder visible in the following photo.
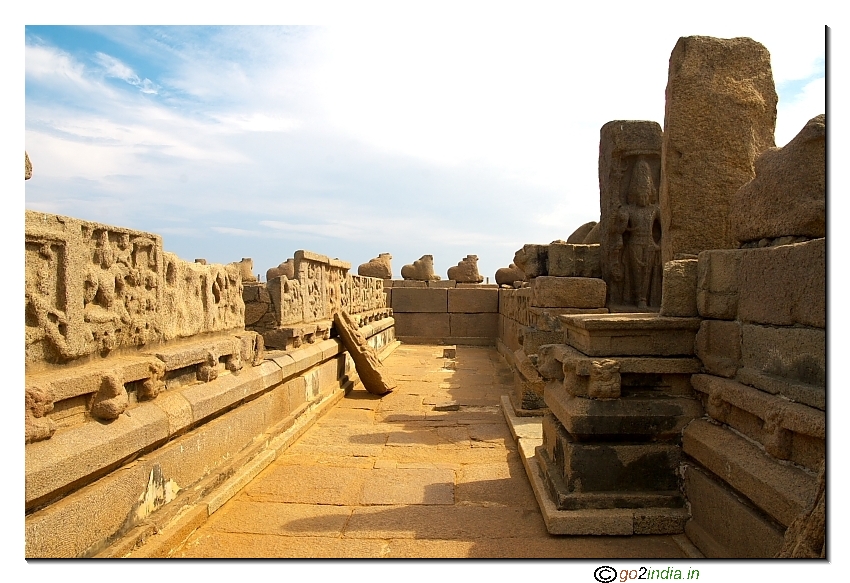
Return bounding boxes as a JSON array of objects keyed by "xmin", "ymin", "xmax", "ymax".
[
  {"xmin": 447, "ymin": 255, "xmax": 483, "ymax": 283},
  {"xmin": 358, "ymin": 253, "xmax": 393, "ymax": 279},
  {"xmin": 660, "ymin": 36, "xmax": 778, "ymax": 264},
  {"xmin": 731, "ymin": 114, "xmax": 825, "ymax": 246}
]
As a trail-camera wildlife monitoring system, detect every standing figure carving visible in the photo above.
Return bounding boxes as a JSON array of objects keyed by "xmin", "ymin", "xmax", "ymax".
[{"xmin": 621, "ymin": 160, "xmax": 662, "ymax": 309}]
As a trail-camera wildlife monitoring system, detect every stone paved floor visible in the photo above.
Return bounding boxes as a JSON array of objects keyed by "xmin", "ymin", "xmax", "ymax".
[{"xmin": 173, "ymin": 344, "xmax": 687, "ymax": 558}]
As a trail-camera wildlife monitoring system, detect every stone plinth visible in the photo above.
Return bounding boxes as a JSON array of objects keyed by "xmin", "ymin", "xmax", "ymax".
[{"xmin": 560, "ymin": 313, "xmax": 701, "ymax": 357}]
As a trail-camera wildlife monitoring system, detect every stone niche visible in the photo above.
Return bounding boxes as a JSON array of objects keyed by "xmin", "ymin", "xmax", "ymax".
[{"xmin": 598, "ymin": 120, "xmax": 663, "ymax": 310}]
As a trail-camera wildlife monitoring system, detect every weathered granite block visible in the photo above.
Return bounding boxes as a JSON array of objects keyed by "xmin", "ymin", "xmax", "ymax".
[
  {"xmin": 447, "ymin": 288, "xmax": 499, "ymax": 313},
  {"xmin": 530, "ymin": 277, "xmax": 606, "ymax": 308},
  {"xmin": 547, "ymin": 243, "xmax": 602, "ymax": 278},
  {"xmin": 449, "ymin": 313, "xmax": 498, "ymax": 338},
  {"xmin": 695, "ymin": 319, "xmax": 742, "ymax": 378},
  {"xmin": 393, "ymin": 313, "xmax": 451, "ymax": 337},
  {"xmin": 659, "ymin": 259, "xmax": 698, "ymax": 317},
  {"xmin": 684, "ymin": 464, "xmax": 785, "ymax": 558},
  {"xmin": 740, "ymin": 324, "xmax": 824, "ymax": 388},
  {"xmin": 561, "ymin": 313, "xmax": 700, "ymax": 357},
  {"xmin": 697, "ymin": 248, "xmax": 744, "ymax": 320},
  {"xmin": 737, "ymin": 238, "xmax": 825, "ymax": 329},
  {"xmin": 391, "ymin": 288, "xmax": 448, "ymax": 313}
]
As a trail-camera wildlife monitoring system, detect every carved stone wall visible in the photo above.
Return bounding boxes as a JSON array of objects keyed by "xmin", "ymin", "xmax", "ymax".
[
  {"xmin": 598, "ymin": 121, "xmax": 663, "ymax": 310},
  {"xmin": 246, "ymin": 250, "xmax": 390, "ymax": 350},
  {"xmin": 25, "ymin": 211, "xmax": 245, "ymax": 370}
]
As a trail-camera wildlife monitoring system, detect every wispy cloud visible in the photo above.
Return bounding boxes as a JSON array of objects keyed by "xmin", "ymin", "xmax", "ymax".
[{"xmin": 93, "ymin": 52, "xmax": 159, "ymax": 94}]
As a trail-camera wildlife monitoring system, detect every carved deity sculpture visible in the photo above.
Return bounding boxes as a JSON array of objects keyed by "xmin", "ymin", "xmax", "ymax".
[{"xmin": 622, "ymin": 160, "xmax": 662, "ymax": 309}]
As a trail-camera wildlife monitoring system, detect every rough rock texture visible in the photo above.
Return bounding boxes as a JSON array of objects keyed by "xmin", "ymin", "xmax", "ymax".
[
  {"xmin": 447, "ymin": 255, "xmax": 484, "ymax": 283},
  {"xmin": 333, "ymin": 310, "xmax": 395, "ymax": 395},
  {"xmin": 267, "ymin": 259, "xmax": 295, "ymax": 282},
  {"xmin": 25, "ymin": 386, "xmax": 55, "ymax": 444},
  {"xmin": 513, "ymin": 244, "xmax": 548, "ymax": 278},
  {"xmin": 659, "ymin": 259, "xmax": 698, "ymax": 317},
  {"xmin": 401, "ymin": 255, "xmax": 440, "ymax": 281},
  {"xmin": 660, "ymin": 36, "xmax": 777, "ymax": 265},
  {"xmin": 26, "ymin": 151, "xmax": 32, "ymax": 180},
  {"xmin": 731, "ymin": 115, "xmax": 825, "ymax": 245},
  {"xmin": 776, "ymin": 461, "xmax": 825, "ymax": 558},
  {"xmin": 358, "ymin": 253, "xmax": 393, "ymax": 279},
  {"xmin": 90, "ymin": 373, "xmax": 129, "ymax": 420},
  {"xmin": 598, "ymin": 121, "xmax": 663, "ymax": 309},
  {"xmin": 234, "ymin": 258, "xmax": 257, "ymax": 282},
  {"xmin": 495, "ymin": 263, "xmax": 527, "ymax": 286},
  {"xmin": 567, "ymin": 221, "xmax": 598, "ymax": 244},
  {"xmin": 583, "ymin": 222, "xmax": 602, "ymax": 244}
]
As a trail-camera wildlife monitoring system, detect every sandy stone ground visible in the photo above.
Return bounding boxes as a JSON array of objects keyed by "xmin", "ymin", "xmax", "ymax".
[{"xmin": 173, "ymin": 344, "xmax": 686, "ymax": 558}]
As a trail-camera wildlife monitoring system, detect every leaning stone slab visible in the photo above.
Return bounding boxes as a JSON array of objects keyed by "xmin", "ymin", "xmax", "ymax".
[
  {"xmin": 530, "ymin": 277, "xmax": 606, "ymax": 308},
  {"xmin": 731, "ymin": 115, "xmax": 825, "ymax": 245},
  {"xmin": 560, "ymin": 313, "xmax": 701, "ymax": 357},
  {"xmin": 333, "ymin": 310, "xmax": 395, "ymax": 395},
  {"xmin": 660, "ymin": 36, "xmax": 777, "ymax": 264}
]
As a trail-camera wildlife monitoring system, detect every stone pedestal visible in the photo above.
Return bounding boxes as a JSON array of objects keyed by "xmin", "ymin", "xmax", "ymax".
[{"xmin": 532, "ymin": 313, "xmax": 702, "ymax": 533}]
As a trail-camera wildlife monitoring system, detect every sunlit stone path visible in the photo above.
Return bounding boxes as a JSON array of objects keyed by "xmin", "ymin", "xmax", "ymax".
[{"xmin": 173, "ymin": 345, "xmax": 687, "ymax": 558}]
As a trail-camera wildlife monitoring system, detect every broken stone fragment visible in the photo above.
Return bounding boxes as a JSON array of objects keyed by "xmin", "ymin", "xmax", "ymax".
[
  {"xmin": 333, "ymin": 310, "xmax": 395, "ymax": 395},
  {"xmin": 90, "ymin": 373, "xmax": 129, "ymax": 420},
  {"xmin": 447, "ymin": 254, "xmax": 483, "ymax": 283},
  {"xmin": 196, "ymin": 351, "xmax": 219, "ymax": 382},
  {"xmin": 401, "ymin": 254, "xmax": 440, "ymax": 281},
  {"xmin": 358, "ymin": 253, "xmax": 393, "ymax": 279},
  {"xmin": 267, "ymin": 258, "xmax": 295, "ymax": 281},
  {"xmin": 25, "ymin": 385, "xmax": 56, "ymax": 443},
  {"xmin": 25, "ymin": 151, "xmax": 32, "ymax": 180},
  {"xmin": 495, "ymin": 263, "xmax": 526, "ymax": 286},
  {"xmin": 731, "ymin": 114, "xmax": 825, "ymax": 245},
  {"xmin": 233, "ymin": 258, "xmax": 257, "ymax": 282}
]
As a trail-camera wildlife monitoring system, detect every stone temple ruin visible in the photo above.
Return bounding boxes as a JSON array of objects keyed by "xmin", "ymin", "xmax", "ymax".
[{"xmin": 24, "ymin": 35, "xmax": 825, "ymax": 559}]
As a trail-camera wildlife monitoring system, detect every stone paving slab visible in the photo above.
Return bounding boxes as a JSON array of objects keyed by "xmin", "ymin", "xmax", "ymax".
[{"xmin": 171, "ymin": 344, "xmax": 688, "ymax": 558}]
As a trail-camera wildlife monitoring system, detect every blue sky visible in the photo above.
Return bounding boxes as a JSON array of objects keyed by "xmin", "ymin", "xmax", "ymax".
[{"xmin": 24, "ymin": 18, "xmax": 825, "ymax": 281}]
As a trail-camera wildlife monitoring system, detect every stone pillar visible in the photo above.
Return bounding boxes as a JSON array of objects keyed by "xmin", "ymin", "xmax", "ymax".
[
  {"xmin": 598, "ymin": 120, "xmax": 663, "ymax": 310},
  {"xmin": 660, "ymin": 36, "xmax": 777, "ymax": 264}
]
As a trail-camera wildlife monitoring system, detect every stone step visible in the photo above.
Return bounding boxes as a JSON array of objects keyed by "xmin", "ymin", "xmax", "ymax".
[
  {"xmin": 544, "ymin": 381, "xmax": 702, "ymax": 440},
  {"xmin": 683, "ymin": 463, "xmax": 785, "ymax": 558},
  {"xmin": 538, "ymin": 446, "xmax": 684, "ymax": 510},
  {"xmin": 682, "ymin": 418, "xmax": 816, "ymax": 527},
  {"xmin": 559, "ymin": 313, "xmax": 701, "ymax": 357}
]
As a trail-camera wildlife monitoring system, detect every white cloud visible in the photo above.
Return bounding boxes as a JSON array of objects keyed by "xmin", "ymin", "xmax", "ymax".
[{"xmin": 94, "ymin": 51, "xmax": 160, "ymax": 94}]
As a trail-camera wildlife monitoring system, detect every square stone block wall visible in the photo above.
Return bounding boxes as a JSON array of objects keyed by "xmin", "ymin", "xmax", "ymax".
[
  {"xmin": 447, "ymin": 288, "xmax": 499, "ymax": 313},
  {"xmin": 391, "ymin": 288, "xmax": 448, "ymax": 313},
  {"xmin": 530, "ymin": 277, "xmax": 607, "ymax": 308},
  {"xmin": 393, "ymin": 312, "xmax": 451, "ymax": 337},
  {"xmin": 450, "ymin": 313, "xmax": 498, "ymax": 338}
]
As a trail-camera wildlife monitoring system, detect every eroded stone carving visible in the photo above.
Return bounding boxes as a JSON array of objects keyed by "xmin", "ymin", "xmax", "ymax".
[
  {"xmin": 197, "ymin": 351, "xmax": 219, "ymax": 383},
  {"xmin": 358, "ymin": 253, "xmax": 393, "ymax": 279},
  {"xmin": 598, "ymin": 121, "xmax": 663, "ymax": 309},
  {"xmin": 567, "ymin": 221, "xmax": 597, "ymax": 244},
  {"xmin": 234, "ymin": 258, "xmax": 257, "ymax": 282},
  {"xmin": 138, "ymin": 360, "xmax": 166, "ymax": 400},
  {"xmin": 267, "ymin": 258, "xmax": 295, "ymax": 281},
  {"xmin": 333, "ymin": 310, "xmax": 395, "ymax": 395},
  {"xmin": 401, "ymin": 255, "xmax": 440, "ymax": 281},
  {"xmin": 25, "ymin": 385, "xmax": 55, "ymax": 443},
  {"xmin": 90, "ymin": 372, "xmax": 128, "ymax": 420},
  {"xmin": 495, "ymin": 263, "xmax": 527, "ymax": 286},
  {"xmin": 447, "ymin": 255, "xmax": 483, "ymax": 283}
]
